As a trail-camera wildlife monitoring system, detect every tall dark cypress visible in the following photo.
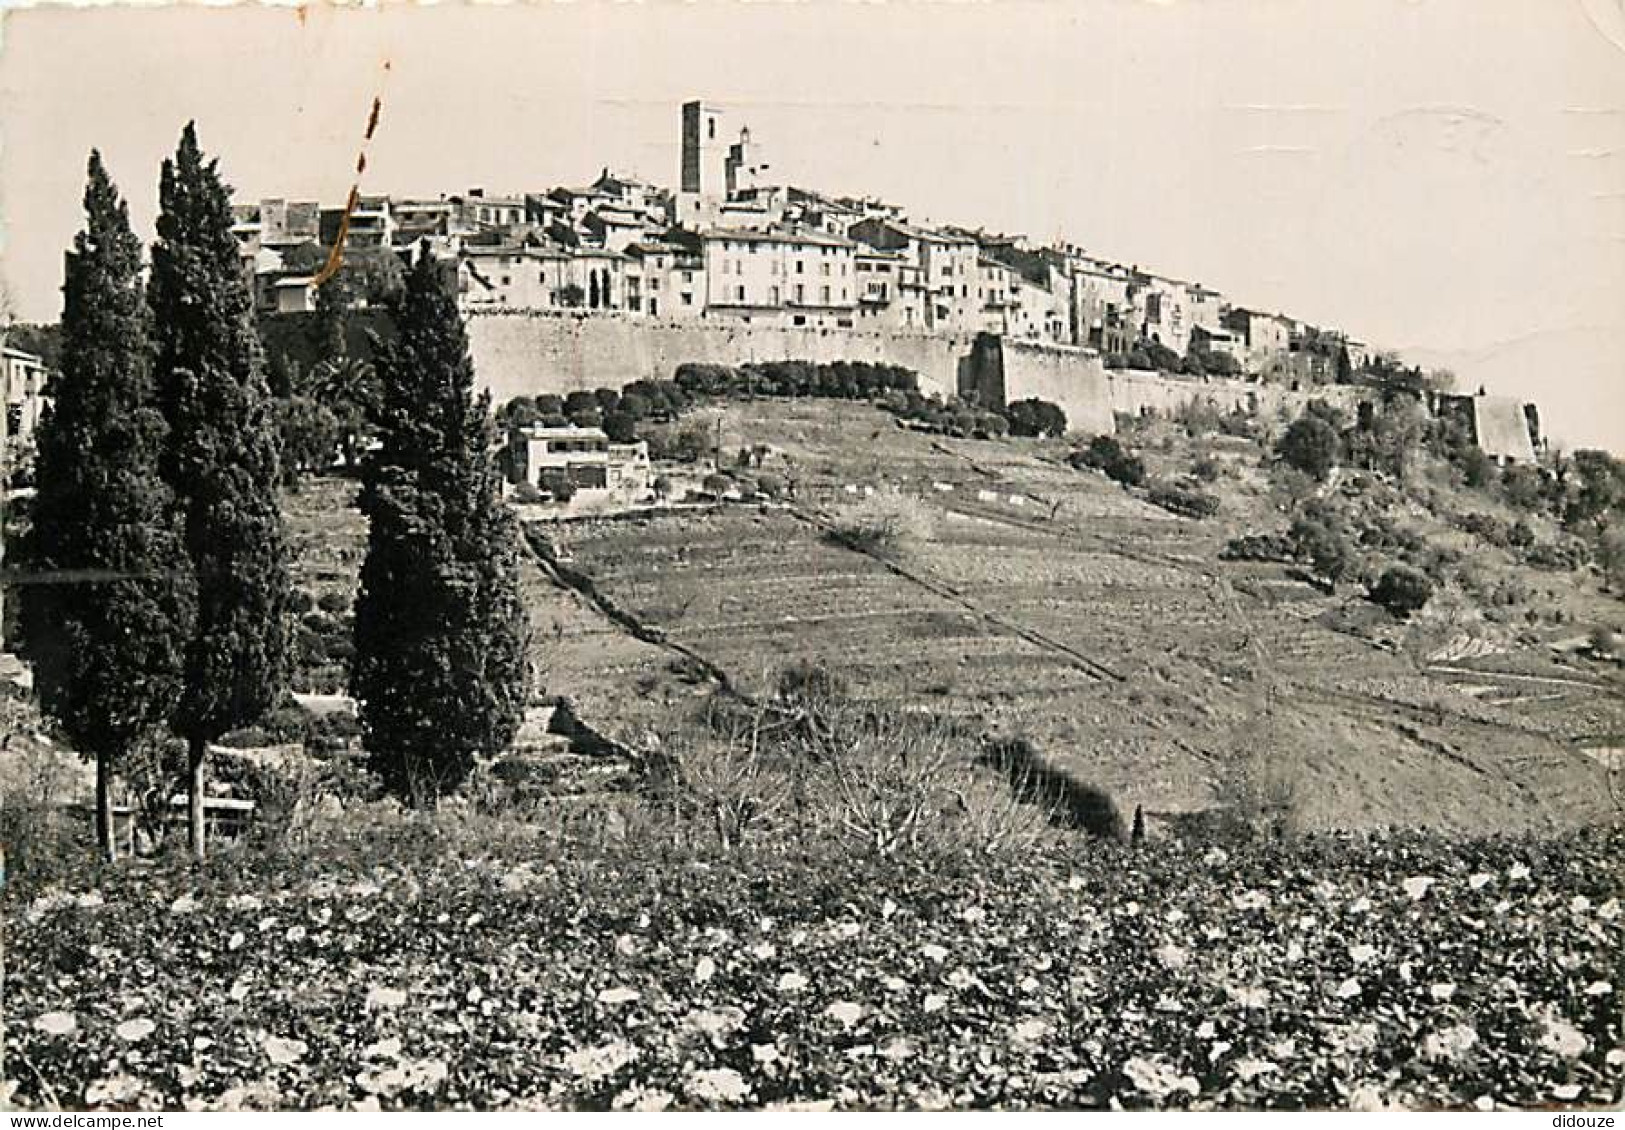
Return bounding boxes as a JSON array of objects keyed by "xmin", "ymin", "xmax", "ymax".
[
  {"xmin": 149, "ymin": 123, "xmax": 291, "ymax": 861},
  {"xmin": 352, "ymin": 247, "xmax": 529, "ymax": 806},
  {"xmin": 19, "ymin": 152, "xmax": 197, "ymax": 861}
]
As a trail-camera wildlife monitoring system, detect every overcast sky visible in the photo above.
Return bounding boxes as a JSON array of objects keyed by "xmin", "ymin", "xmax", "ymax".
[{"xmin": 2, "ymin": 0, "xmax": 1622, "ymax": 449}]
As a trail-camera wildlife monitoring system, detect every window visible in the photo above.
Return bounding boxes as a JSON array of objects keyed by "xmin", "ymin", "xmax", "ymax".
[
  {"xmin": 794, "ymin": 284, "xmax": 804, "ymax": 304},
  {"xmin": 769, "ymin": 286, "xmax": 780, "ymax": 305},
  {"xmin": 682, "ymin": 270, "xmax": 693, "ymax": 283},
  {"xmin": 501, "ymin": 275, "xmax": 511, "ymax": 286},
  {"xmin": 735, "ymin": 285, "xmax": 745, "ymax": 302},
  {"xmin": 681, "ymin": 293, "xmax": 693, "ymax": 306},
  {"xmin": 708, "ymin": 117, "xmax": 716, "ymax": 140},
  {"xmin": 820, "ymin": 285, "xmax": 830, "ymax": 304},
  {"xmin": 820, "ymin": 262, "xmax": 830, "ymax": 277},
  {"xmin": 796, "ymin": 260, "xmax": 805, "ymax": 274}
]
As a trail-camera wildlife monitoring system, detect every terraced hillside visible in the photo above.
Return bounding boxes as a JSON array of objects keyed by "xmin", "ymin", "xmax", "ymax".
[{"xmin": 532, "ymin": 399, "xmax": 1621, "ymax": 832}]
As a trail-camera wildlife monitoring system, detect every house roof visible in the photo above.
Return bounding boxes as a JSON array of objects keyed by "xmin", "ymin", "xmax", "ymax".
[{"xmin": 700, "ymin": 224, "xmax": 854, "ymax": 249}]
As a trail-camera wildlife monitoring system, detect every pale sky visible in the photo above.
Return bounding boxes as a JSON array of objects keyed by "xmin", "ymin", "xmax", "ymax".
[{"xmin": 2, "ymin": 0, "xmax": 1622, "ymax": 449}]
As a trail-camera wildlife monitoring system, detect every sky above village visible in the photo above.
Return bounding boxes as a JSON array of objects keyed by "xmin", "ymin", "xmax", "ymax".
[{"xmin": 2, "ymin": 0, "xmax": 1622, "ymax": 450}]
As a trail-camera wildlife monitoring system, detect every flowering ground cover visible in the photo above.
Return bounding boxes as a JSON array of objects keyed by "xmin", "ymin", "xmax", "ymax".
[{"xmin": 8, "ymin": 822, "xmax": 1622, "ymax": 1111}]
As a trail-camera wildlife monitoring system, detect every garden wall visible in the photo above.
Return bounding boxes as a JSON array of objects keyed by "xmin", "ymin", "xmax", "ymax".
[{"xmin": 467, "ymin": 312, "xmax": 974, "ymax": 403}]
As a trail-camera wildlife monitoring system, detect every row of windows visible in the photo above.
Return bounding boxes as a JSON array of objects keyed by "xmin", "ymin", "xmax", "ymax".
[{"xmin": 726, "ymin": 284, "xmax": 848, "ymax": 305}]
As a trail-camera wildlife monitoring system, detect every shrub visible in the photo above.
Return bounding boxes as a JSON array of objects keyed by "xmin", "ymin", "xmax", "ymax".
[
  {"xmin": 512, "ymin": 481, "xmax": 545, "ymax": 504},
  {"xmin": 827, "ymin": 488, "xmax": 933, "ymax": 554},
  {"xmin": 1173, "ymin": 399, "xmax": 1224, "ymax": 438},
  {"xmin": 316, "ymin": 590, "xmax": 349, "ymax": 614},
  {"xmin": 700, "ymin": 472, "xmax": 733, "ymax": 497},
  {"xmin": 1190, "ymin": 454, "xmax": 1221, "ymax": 483},
  {"xmin": 1069, "ymin": 435, "xmax": 1146, "ymax": 487},
  {"xmin": 1369, "ymin": 564, "xmax": 1434, "ymax": 618},
  {"xmin": 1147, "ymin": 484, "xmax": 1220, "ymax": 519},
  {"xmin": 1289, "ymin": 515, "xmax": 1356, "ymax": 585},
  {"xmin": 1220, "ymin": 532, "xmax": 1297, "ymax": 563},
  {"xmin": 288, "ymin": 588, "xmax": 317, "ymax": 615},
  {"xmin": 1005, "ymin": 398, "xmax": 1069, "ymax": 439},
  {"xmin": 646, "ymin": 418, "xmax": 713, "ymax": 464},
  {"xmin": 1276, "ymin": 415, "xmax": 1341, "ymax": 481}
]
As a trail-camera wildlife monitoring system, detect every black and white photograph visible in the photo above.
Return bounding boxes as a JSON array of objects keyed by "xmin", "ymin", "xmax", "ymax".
[{"xmin": 0, "ymin": 0, "xmax": 1622, "ymax": 1114}]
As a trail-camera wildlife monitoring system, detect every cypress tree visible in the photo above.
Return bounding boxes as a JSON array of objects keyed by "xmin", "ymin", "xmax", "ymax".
[
  {"xmin": 149, "ymin": 123, "xmax": 291, "ymax": 861},
  {"xmin": 352, "ymin": 246, "xmax": 529, "ymax": 806},
  {"xmin": 18, "ymin": 152, "xmax": 196, "ymax": 862}
]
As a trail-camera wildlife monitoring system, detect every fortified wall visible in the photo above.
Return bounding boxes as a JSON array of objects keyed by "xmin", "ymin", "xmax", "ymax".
[
  {"xmin": 467, "ymin": 312, "xmax": 973, "ymax": 403},
  {"xmin": 468, "ymin": 316, "xmax": 1457, "ymax": 445},
  {"xmin": 958, "ymin": 335, "xmax": 1373, "ymax": 436}
]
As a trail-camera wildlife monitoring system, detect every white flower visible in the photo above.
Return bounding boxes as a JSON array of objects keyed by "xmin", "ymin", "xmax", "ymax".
[
  {"xmin": 752, "ymin": 1043, "xmax": 779, "ymax": 1064},
  {"xmin": 1348, "ymin": 896, "xmax": 1371, "ymax": 914},
  {"xmin": 1401, "ymin": 876, "xmax": 1435, "ymax": 900},
  {"xmin": 285, "ymin": 925, "xmax": 307, "ymax": 944},
  {"xmin": 1468, "ymin": 872, "xmax": 1493, "ymax": 890},
  {"xmin": 170, "ymin": 893, "xmax": 200, "ymax": 915},
  {"xmin": 1012, "ymin": 1018, "xmax": 1050, "ymax": 1042},
  {"xmin": 1203, "ymin": 847, "xmax": 1229, "ymax": 866},
  {"xmin": 1584, "ymin": 980, "xmax": 1612, "ymax": 997},
  {"xmin": 1123, "ymin": 1055, "xmax": 1200, "ymax": 1100},
  {"xmin": 831, "ymin": 921, "xmax": 862, "ymax": 939},
  {"xmin": 228, "ymin": 931, "xmax": 246, "ymax": 951},
  {"xmin": 776, "ymin": 972, "xmax": 808, "ymax": 993},
  {"xmin": 1233, "ymin": 1058, "xmax": 1278, "ymax": 1082},
  {"xmin": 366, "ymin": 986, "xmax": 408, "ymax": 1009},
  {"xmin": 687, "ymin": 1007, "xmax": 745, "ymax": 1040},
  {"xmin": 597, "ymin": 986, "xmax": 640, "ymax": 1005},
  {"xmin": 923, "ymin": 993, "xmax": 948, "ymax": 1013},
  {"xmin": 1539, "ymin": 1018, "xmax": 1589, "ymax": 1059},
  {"xmin": 1195, "ymin": 1021, "xmax": 1216, "ymax": 1040},
  {"xmin": 1429, "ymin": 982, "xmax": 1456, "ymax": 1001},
  {"xmin": 825, "ymin": 1001, "xmax": 864, "ymax": 1027},
  {"xmin": 1155, "ymin": 944, "xmax": 1189, "ymax": 970},
  {"xmin": 882, "ymin": 975, "xmax": 908, "ymax": 992},
  {"xmin": 1285, "ymin": 940, "xmax": 1305, "ymax": 963},
  {"xmin": 959, "ymin": 905, "xmax": 986, "ymax": 923},
  {"xmin": 1422, "ymin": 1025, "xmax": 1478, "ymax": 1062},
  {"xmin": 881, "ymin": 898, "xmax": 897, "ymax": 919},
  {"xmin": 1348, "ymin": 943, "xmax": 1377, "ymax": 965},
  {"xmin": 1552, "ymin": 1084, "xmax": 1584, "ymax": 1102},
  {"xmin": 562, "ymin": 1040, "xmax": 639, "ymax": 1081},
  {"xmin": 749, "ymin": 941, "xmax": 777, "ymax": 960},
  {"xmin": 1598, "ymin": 898, "xmax": 1620, "ymax": 922},
  {"xmin": 1508, "ymin": 862, "xmax": 1531, "ymax": 881},
  {"xmin": 882, "ymin": 1037, "xmax": 915, "ymax": 1062},
  {"xmin": 921, "ymin": 943, "xmax": 949, "ymax": 963},
  {"xmin": 694, "ymin": 956, "xmax": 716, "ymax": 983},
  {"xmin": 34, "ymin": 1011, "xmax": 77, "ymax": 1036},
  {"xmin": 1227, "ymin": 985, "xmax": 1270, "ymax": 1009},
  {"xmin": 363, "ymin": 1037, "xmax": 403, "ymax": 1060},
  {"xmin": 1165, "ymin": 907, "xmax": 1186, "ymax": 924},
  {"xmin": 686, "ymin": 1067, "xmax": 750, "ymax": 1105},
  {"xmin": 1571, "ymin": 895, "xmax": 1592, "ymax": 914},
  {"xmin": 946, "ymin": 967, "xmax": 976, "ymax": 990},
  {"xmin": 1231, "ymin": 890, "xmax": 1270, "ymax": 911},
  {"xmin": 1334, "ymin": 977, "xmax": 1362, "ymax": 1000},
  {"xmin": 615, "ymin": 934, "xmax": 639, "ymax": 957},
  {"xmin": 227, "ymin": 893, "xmax": 263, "ymax": 911},
  {"xmin": 614, "ymin": 1086, "xmax": 674, "ymax": 1112},
  {"xmin": 262, "ymin": 1035, "xmax": 308, "ymax": 1066},
  {"xmin": 115, "ymin": 1018, "xmax": 156, "ymax": 1042}
]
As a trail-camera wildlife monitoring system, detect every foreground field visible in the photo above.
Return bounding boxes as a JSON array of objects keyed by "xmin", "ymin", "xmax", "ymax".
[{"xmin": 9, "ymin": 823, "xmax": 1621, "ymax": 1110}]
